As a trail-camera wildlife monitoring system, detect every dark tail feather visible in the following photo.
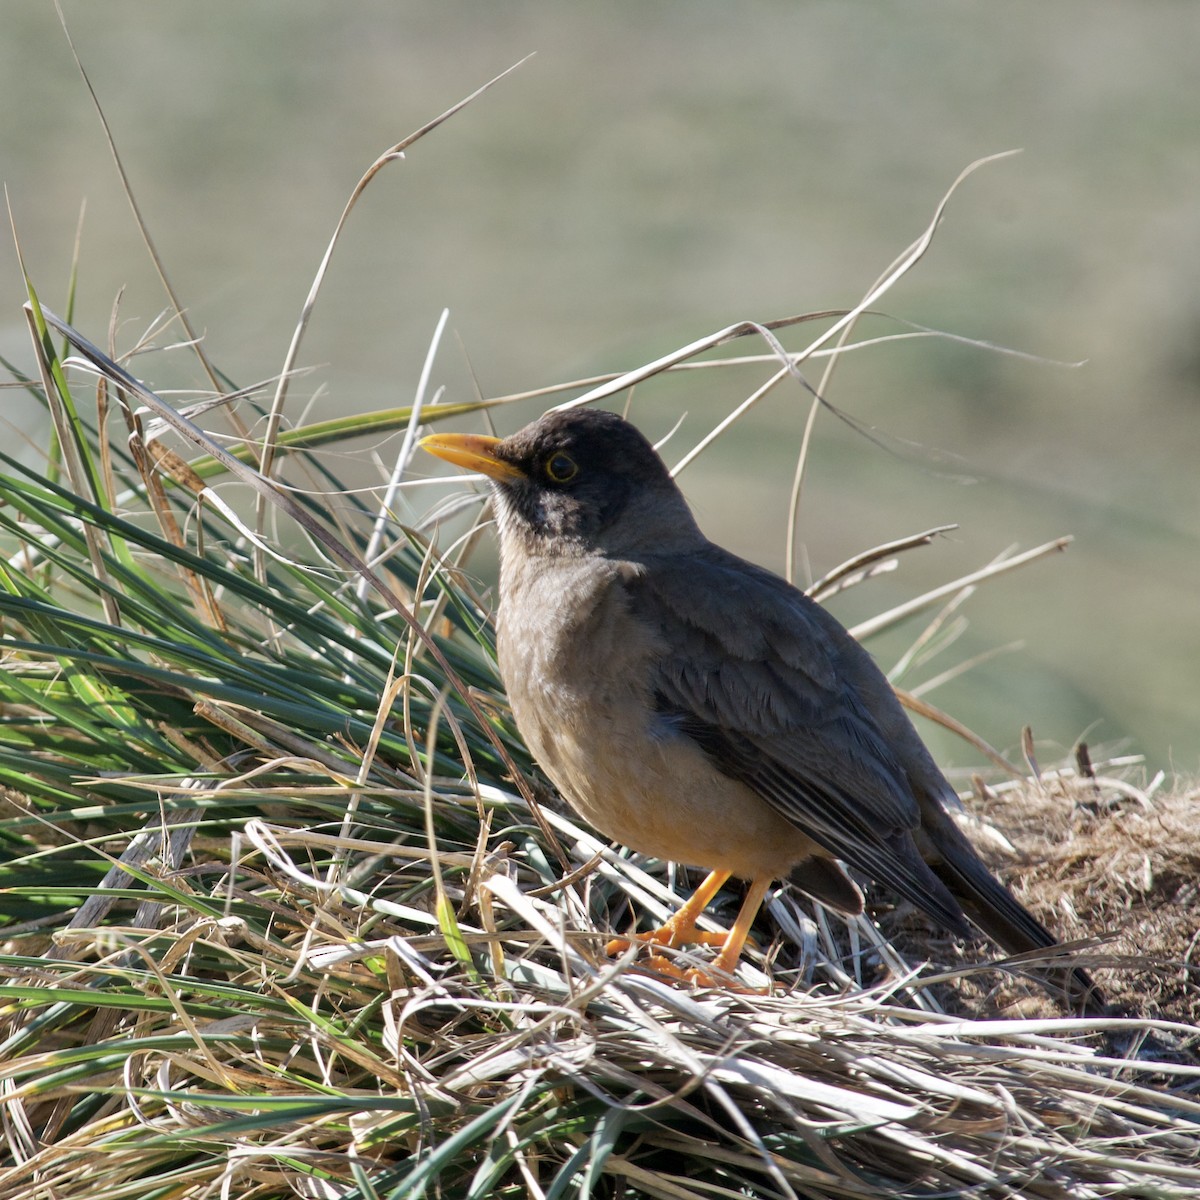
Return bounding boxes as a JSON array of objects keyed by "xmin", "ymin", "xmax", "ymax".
[
  {"xmin": 788, "ymin": 854, "xmax": 865, "ymax": 917},
  {"xmin": 926, "ymin": 813, "xmax": 1105, "ymax": 1015}
]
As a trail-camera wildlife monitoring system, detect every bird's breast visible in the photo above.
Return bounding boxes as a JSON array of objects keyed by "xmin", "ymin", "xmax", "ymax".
[{"xmin": 497, "ymin": 556, "xmax": 653, "ymax": 760}]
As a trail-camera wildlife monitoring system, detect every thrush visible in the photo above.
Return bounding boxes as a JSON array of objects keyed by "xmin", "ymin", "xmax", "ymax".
[{"xmin": 422, "ymin": 407, "xmax": 1100, "ymax": 1011}]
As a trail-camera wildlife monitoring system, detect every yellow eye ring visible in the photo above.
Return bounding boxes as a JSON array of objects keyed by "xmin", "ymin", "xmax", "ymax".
[{"xmin": 544, "ymin": 452, "xmax": 578, "ymax": 483}]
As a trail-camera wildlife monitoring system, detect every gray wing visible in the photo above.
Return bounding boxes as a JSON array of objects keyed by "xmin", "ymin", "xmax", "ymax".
[{"xmin": 627, "ymin": 545, "xmax": 971, "ymax": 934}]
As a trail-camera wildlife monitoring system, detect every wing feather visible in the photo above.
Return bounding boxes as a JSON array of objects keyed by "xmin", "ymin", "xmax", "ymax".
[{"xmin": 630, "ymin": 546, "xmax": 970, "ymax": 933}]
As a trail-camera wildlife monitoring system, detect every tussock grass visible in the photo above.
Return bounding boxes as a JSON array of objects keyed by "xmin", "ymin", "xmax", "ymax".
[
  {"xmin": 1, "ymin": 59, "xmax": 1197, "ymax": 1198},
  {"xmin": 2, "ymin": 296, "xmax": 1197, "ymax": 1199}
]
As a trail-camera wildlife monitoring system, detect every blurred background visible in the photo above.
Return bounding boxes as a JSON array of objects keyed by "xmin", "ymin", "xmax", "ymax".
[{"xmin": 1, "ymin": 2, "xmax": 1196, "ymax": 773}]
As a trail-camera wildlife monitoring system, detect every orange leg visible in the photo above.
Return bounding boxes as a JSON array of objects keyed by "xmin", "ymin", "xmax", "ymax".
[
  {"xmin": 605, "ymin": 869, "xmax": 732, "ymax": 958},
  {"xmin": 708, "ymin": 875, "xmax": 773, "ymax": 978},
  {"xmin": 606, "ymin": 870, "xmax": 774, "ymax": 986}
]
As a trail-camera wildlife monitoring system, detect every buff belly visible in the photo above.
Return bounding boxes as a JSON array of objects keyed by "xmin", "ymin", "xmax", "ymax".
[{"xmin": 513, "ymin": 682, "xmax": 822, "ymax": 882}]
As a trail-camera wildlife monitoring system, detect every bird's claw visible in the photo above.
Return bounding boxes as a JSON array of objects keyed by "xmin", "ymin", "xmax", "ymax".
[
  {"xmin": 639, "ymin": 954, "xmax": 762, "ymax": 993},
  {"xmin": 605, "ymin": 927, "xmax": 729, "ymax": 957},
  {"xmin": 606, "ymin": 927, "xmax": 763, "ymax": 991}
]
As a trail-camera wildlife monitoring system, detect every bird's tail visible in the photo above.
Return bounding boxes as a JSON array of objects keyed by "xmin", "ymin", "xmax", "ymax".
[{"xmin": 924, "ymin": 809, "xmax": 1104, "ymax": 1015}]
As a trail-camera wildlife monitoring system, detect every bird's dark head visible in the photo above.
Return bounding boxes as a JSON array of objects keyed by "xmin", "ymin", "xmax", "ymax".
[{"xmin": 421, "ymin": 408, "xmax": 702, "ymax": 558}]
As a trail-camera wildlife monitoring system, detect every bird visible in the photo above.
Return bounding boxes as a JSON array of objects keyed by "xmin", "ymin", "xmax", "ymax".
[{"xmin": 421, "ymin": 407, "xmax": 1101, "ymax": 1011}]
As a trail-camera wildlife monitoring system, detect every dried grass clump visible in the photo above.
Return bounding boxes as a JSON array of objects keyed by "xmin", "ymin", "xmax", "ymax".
[
  {"xmin": 968, "ymin": 766, "xmax": 1200, "ymax": 1026},
  {"xmin": 857, "ymin": 760, "xmax": 1199, "ymax": 1035},
  {"xmin": 3, "ymin": 296, "xmax": 1197, "ymax": 1197}
]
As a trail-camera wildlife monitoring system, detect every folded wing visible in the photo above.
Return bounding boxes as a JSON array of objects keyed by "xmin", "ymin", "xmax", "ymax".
[{"xmin": 628, "ymin": 544, "xmax": 972, "ymax": 935}]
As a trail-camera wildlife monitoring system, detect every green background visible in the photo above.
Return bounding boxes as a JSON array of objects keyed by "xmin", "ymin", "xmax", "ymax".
[{"xmin": 2, "ymin": 2, "xmax": 1196, "ymax": 771}]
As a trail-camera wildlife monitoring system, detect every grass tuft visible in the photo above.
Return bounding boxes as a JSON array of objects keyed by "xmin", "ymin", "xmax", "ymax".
[{"xmin": 0, "ymin": 295, "xmax": 1196, "ymax": 1200}]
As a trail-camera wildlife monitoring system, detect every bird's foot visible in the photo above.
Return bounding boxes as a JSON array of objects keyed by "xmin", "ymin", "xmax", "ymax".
[
  {"xmin": 635, "ymin": 953, "xmax": 763, "ymax": 993},
  {"xmin": 606, "ymin": 924, "xmax": 761, "ymax": 990},
  {"xmin": 603, "ymin": 871, "xmax": 771, "ymax": 992},
  {"xmin": 605, "ymin": 924, "xmax": 730, "ymax": 958}
]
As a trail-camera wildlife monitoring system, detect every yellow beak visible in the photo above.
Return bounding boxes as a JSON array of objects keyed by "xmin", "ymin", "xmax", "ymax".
[{"xmin": 419, "ymin": 432, "xmax": 527, "ymax": 484}]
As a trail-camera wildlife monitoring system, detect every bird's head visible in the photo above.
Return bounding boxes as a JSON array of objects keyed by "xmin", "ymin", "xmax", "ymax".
[{"xmin": 421, "ymin": 408, "xmax": 702, "ymax": 558}]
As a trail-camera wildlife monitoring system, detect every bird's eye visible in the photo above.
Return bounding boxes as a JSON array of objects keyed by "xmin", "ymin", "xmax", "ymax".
[{"xmin": 544, "ymin": 452, "xmax": 579, "ymax": 484}]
